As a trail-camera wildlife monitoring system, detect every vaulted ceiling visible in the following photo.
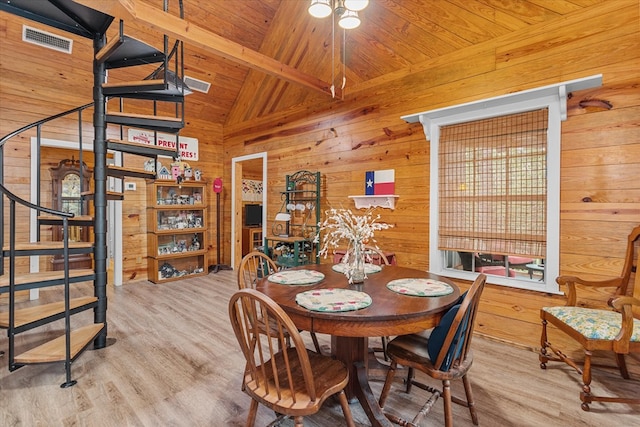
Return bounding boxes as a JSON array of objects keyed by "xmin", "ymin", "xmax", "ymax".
[{"xmin": 97, "ymin": 0, "xmax": 605, "ymax": 127}]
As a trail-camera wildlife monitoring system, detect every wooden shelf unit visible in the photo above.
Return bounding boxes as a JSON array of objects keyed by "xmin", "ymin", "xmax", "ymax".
[
  {"xmin": 146, "ymin": 180, "xmax": 208, "ymax": 283},
  {"xmin": 265, "ymin": 170, "xmax": 320, "ymax": 268}
]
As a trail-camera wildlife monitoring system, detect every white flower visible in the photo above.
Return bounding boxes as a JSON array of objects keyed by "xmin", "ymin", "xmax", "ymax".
[{"xmin": 314, "ymin": 208, "xmax": 393, "ymax": 281}]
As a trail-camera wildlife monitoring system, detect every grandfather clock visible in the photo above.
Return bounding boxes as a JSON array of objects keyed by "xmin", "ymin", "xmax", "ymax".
[{"xmin": 50, "ymin": 158, "xmax": 93, "ymax": 270}]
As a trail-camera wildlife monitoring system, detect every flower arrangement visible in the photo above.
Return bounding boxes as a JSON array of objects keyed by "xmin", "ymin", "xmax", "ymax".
[{"xmin": 314, "ymin": 208, "xmax": 393, "ymax": 283}]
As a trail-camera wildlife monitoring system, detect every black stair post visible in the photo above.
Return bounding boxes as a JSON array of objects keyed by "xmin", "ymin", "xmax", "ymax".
[{"xmin": 92, "ymin": 33, "xmax": 108, "ymax": 350}]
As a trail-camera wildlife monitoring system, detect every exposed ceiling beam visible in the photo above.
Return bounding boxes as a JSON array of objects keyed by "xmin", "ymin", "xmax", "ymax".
[{"xmin": 74, "ymin": 0, "xmax": 337, "ymax": 98}]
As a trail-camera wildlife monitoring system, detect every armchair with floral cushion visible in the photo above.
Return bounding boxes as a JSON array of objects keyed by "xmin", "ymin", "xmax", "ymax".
[{"xmin": 539, "ymin": 224, "xmax": 640, "ymax": 411}]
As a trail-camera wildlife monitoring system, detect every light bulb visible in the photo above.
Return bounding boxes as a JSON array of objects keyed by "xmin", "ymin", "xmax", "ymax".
[
  {"xmin": 338, "ymin": 10, "xmax": 360, "ymax": 29},
  {"xmin": 308, "ymin": 0, "xmax": 332, "ymax": 18},
  {"xmin": 344, "ymin": 0, "xmax": 368, "ymax": 12}
]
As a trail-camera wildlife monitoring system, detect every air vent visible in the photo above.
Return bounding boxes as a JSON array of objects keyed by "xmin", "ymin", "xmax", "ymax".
[
  {"xmin": 183, "ymin": 76, "xmax": 211, "ymax": 94},
  {"xmin": 22, "ymin": 25, "xmax": 73, "ymax": 54}
]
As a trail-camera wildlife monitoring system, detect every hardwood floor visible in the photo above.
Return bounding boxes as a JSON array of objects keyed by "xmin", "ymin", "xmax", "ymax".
[{"xmin": 1, "ymin": 271, "xmax": 638, "ymax": 426}]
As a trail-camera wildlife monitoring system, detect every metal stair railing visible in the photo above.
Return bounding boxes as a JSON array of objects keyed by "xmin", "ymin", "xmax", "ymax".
[{"xmin": 0, "ymin": 181, "xmax": 78, "ymax": 386}]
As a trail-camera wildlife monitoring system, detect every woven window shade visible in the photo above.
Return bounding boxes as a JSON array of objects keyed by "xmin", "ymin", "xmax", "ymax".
[{"xmin": 438, "ymin": 108, "xmax": 548, "ymax": 258}]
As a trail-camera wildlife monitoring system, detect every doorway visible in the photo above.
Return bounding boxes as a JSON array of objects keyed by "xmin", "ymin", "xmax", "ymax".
[
  {"xmin": 30, "ymin": 137, "xmax": 122, "ymax": 300},
  {"xmin": 231, "ymin": 152, "xmax": 267, "ymax": 270}
]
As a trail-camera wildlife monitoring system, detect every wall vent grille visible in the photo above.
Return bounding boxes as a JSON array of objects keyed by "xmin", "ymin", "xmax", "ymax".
[
  {"xmin": 183, "ymin": 76, "xmax": 211, "ymax": 94},
  {"xmin": 22, "ymin": 25, "xmax": 73, "ymax": 54}
]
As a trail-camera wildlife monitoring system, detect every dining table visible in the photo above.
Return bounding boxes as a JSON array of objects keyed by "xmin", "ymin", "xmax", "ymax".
[{"xmin": 256, "ymin": 263, "xmax": 460, "ymax": 427}]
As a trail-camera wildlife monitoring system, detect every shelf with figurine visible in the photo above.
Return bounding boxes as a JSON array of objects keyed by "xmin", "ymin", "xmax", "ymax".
[
  {"xmin": 146, "ymin": 178, "xmax": 208, "ymax": 283},
  {"xmin": 265, "ymin": 170, "xmax": 321, "ymax": 268}
]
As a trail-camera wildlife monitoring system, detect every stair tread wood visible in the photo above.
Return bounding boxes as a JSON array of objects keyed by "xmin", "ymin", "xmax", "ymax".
[
  {"xmin": 81, "ymin": 191, "xmax": 124, "ymax": 201},
  {"xmin": 107, "ymin": 165, "xmax": 155, "ymax": 179},
  {"xmin": 38, "ymin": 215, "xmax": 94, "ymax": 225},
  {"xmin": 106, "ymin": 111, "xmax": 182, "ymax": 122},
  {"xmin": 14, "ymin": 323, "xmax": 105, "ymax": 364},
  {"xmin": 0, "ymin": 296, "xmax": 97, "ymax": 328},
  {"xmin": 0, "ymin": 269, "xmax": 95, "ymax": 287},
  {"xmin": 107, "ymin": 138, "xmax": 176, "ymax": 152},
  {"xmin": 4, "ymin": 241, "xmax": 93, "ymax": 251},
  {"xmin": 103, "ymin": 79, "xmax": 165, "ymax": 89}
]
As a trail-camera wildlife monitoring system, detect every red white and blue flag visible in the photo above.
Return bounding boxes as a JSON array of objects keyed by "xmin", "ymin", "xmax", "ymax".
[{"xmin": 365, "ymin": 169, "xmax": 395, "ymax": 195}]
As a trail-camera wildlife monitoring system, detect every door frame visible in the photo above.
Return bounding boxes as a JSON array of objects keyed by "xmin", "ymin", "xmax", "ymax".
[
  {"xmin": 230, "ymin": 152, "xmax": 267, "ymax": 270},
  {"xmin": 30, "ymin": 137, "xmax": 122, "ymax": 300}
]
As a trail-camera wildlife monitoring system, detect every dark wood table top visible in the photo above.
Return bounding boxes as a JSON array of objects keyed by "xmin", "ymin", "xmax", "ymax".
[{"xmin": 256, "ymin": 263, "xmax": 460, "ymax": 337}]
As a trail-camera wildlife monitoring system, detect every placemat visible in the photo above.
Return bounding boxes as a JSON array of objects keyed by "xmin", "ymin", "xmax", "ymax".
[
  {"xmin": 331, "ymin": 263, "xmax": 382, "ymax": 274},
  {"xmin": 296, "ymin": 288, "xmax": 372, "ymax": 312},
  {"xmin": 386, "ymin": 278, "xmax": 454, "ymax": 297},
  {"xmin": 267, "ymin": 269, "xmax": 325, "ymax": 285}
]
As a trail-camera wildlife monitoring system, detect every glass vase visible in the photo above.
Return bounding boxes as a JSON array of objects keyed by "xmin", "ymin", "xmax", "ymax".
[{"xmin": 349, "ymin": 242, "xmax": 366, "ymax": 284}]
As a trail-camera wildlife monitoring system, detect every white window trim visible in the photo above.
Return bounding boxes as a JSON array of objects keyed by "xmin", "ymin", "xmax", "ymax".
[{"xmin": 402, "ymin": 75, "xmax": 602, "ymax": 294}]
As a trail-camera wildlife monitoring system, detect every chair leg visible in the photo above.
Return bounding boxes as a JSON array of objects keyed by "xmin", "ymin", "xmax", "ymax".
[
  {"xmin": 246, "ymin": 399, "xmax": 258, "ymax": 427},
  {"xmin": 581, "ymin": 349, "xmax": 593, "ymax": 411},
  {"xmin": 615, "ymin": 353, "xmax": 630, "ymax": 379},
  {"xmin": 405, "ymin": 367, "xmax": 415, "ymax": 393},
  {"xmin": 310, "ymin": 331, "xmax": 322, "ymax": 354},
  {"xmin": 337, "ymin": 390, "xmax": 356, "ymax": 427},
  {"xmin": 442, "ymin": 379, "xmax": 453, "ymax": 427},
  {"xmin": 293, "ymin": 416, "xmax": 304, "ymax": 427},
  {"xmin": 462, "ymin": 374, "xmax": 479, "ymax": 425},
  {"xmin": 539, "ymin": 318, "xmax": 549, "ymax": 368},
  {"xmin": 378, "ymin": 360, "xmax": 398, "ymax": 408}
]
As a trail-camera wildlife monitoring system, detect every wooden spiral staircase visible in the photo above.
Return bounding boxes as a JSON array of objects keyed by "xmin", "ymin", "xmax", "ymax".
[{"xmin": 0, "ymin": 0, "xmax": 187, "ymax": 387}]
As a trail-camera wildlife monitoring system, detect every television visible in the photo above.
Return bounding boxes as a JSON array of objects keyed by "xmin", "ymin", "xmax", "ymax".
[{"xmin": 244, "ymin": 204, "xmax": 262, "ymax": 227}]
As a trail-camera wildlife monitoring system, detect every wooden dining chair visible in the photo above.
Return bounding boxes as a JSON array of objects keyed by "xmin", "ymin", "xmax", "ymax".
[
  {"xmin": 229, "ymin": 288, "xmax": 355, "ymax": 427},
  {"xmin": 378, "ymin": 273, "xmax": 487, "ymax": 427},
  {"xmin": 237, "ymin": 251, "xmax": 323, "ymax": 354},
  {"xmin": 540, "ymin": 224, "xmax": 640, "ymax": 411},
  {"xmin": 237, "ymin": 251, "xmax": 279, "ymax": 290},
  {"xmin": 364, "ymin": 245, "xmax": 391, "ymax": 266}
]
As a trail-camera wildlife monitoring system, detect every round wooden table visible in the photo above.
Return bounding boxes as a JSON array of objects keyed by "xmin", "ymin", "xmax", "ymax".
[{"xmin": 256, "ymin": 263, "xmax": 460, "ymax": 427}]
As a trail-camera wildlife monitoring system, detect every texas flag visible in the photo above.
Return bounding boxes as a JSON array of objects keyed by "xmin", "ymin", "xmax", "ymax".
[{"xmin": 365, "ymin": 169, "xmax": 395, "ymax": 195}]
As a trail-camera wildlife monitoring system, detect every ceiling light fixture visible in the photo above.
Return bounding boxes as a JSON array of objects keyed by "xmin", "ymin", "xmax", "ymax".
[
  {"xmin": 308, "ymin": 0, "xmax": 369, "ymax": 98},
  {"xmin": 309, "ymin": 0, "xmax": 368, "ymax": 29}
]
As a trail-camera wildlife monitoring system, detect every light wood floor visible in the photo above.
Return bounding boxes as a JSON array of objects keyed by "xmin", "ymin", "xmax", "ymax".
[{"xmin": 1, "ymin": 271, "xmax": 638, "ymax": 426}]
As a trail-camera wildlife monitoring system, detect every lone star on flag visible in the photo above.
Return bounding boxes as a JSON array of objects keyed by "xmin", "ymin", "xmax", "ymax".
[{"xmin": 366, "ymin": 178, "xmax": 373, "ymax": 188}]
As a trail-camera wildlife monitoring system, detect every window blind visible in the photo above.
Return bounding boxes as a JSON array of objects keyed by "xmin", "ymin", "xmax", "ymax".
[{"xmin": 438, "ymin": 108, "xmax": 548, "ymax": 258}]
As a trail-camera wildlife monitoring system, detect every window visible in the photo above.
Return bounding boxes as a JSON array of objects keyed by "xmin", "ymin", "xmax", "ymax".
[{"xmin": 402, "ymin": 75, "xmax": 603, "ymax": 293}]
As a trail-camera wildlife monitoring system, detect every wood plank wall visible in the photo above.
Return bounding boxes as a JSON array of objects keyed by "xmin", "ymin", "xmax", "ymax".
[
  {"xmin": 223, "ymin": 1, "xmax": 640, "ymax": 352},
  {"xmin": 1, "ymin": 2, "xmax": 638, "ymax": 354},
  {"xmin": 0, "ymin": 13, "xmax": 224, "ymax": 281}
]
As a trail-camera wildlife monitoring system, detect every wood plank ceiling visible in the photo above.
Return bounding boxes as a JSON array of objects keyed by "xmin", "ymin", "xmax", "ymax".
[{"xmin": 108, "ymin": 0, "xmax": 605, "ymax": 127}]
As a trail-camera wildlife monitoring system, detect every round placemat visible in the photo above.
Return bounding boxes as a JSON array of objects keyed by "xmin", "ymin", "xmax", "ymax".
[
  {"xmin": 332, "ymin": 263, "xmax": 382, "ymax": 274},
  {"xmin": 296, "ymin": 288, "xmax": 372, "ymax": 312},
  {"xmin": 386, "ymin": 278, "xmax": 454, "ymax": 297},
  {"xmin": 268, "ymin": 269, "xmax": 325, "ymax": 285}
]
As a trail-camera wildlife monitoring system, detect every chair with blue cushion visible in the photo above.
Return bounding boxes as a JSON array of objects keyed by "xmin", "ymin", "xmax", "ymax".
[
  {"xmin": 378, "ymin": 273, "xmax": 487, "ymax": 427},
  {"xmin": 540, "ymin": 224, "xmax": 640, "ymax": 411}
]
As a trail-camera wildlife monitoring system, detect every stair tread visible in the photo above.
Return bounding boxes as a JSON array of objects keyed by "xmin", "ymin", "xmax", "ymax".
[
  {"xmin": 4, "ymin": 241, "xmax": 93, "ymax": 251},
  {"xmin": 103, "ymin": 79, "xmax": 166, "ymax": 89},
  {"xmin": 96, "ymin": 34, "xmax": 164, "ymax": 69},
  {"xmin": 107, "ymin": 165, "xmax": 155, "ymax": 179},
  {"xmin": 81, "ymin": 191, "xmax": 124, "ymax": 201},
  {"xmin": 0, "ymin": 269, "xmax": 95, "ymax": 287},
  {"xmin": 0, "ymin": 296, "xmax": 97, "ymax": 328},
  {"xmin": 38, "ymin": 214, "xmax": 93, "ymax": 221},
  {"xmin": 106, "ymin": 111, "xmax": 182, "ymax": 122},
  {"xmin": 38, "ymin": 215, "xmax": 94, "ymax": 226},
  {"xmin": 14, "ymin": 323, "xmax": 105, "ymax": 364},
  {"xmin": 107, "ymin": 139, "xmax": 177, "ymax": 156}
]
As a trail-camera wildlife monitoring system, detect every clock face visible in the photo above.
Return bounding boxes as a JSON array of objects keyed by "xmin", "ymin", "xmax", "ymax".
[{"xmin": 62, "ymin": 173, "xmax": 81, "ymax": 197}]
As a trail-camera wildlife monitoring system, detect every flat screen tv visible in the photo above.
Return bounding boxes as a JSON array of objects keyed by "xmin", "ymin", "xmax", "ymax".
[{"xmin": 244, "ymin": 204, "xmax": 262, "ymax": 227}]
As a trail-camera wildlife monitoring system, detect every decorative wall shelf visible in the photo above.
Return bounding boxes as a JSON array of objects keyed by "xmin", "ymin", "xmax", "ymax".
[{"xmin": 349, "ymin": 195, "xmax": 399, "ymax": 210}]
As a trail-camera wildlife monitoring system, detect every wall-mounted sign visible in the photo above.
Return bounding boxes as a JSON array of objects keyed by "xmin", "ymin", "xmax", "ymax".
[{"xmin": 128, "ymin": 129, "xmax": 199, "ymax": 161}]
